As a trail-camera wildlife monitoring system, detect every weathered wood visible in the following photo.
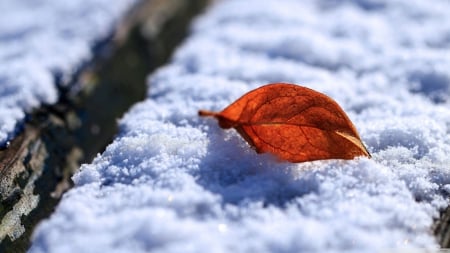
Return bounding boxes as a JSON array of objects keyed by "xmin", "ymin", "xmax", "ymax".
[
  {"xmin": 0, "ymin": 113, "xmax": 79, "ymax": 253},
  {"xmin": 0, "ymin": 0, "xmax": 209, "ymax": 252},
  {"xmin": 434, "ymin": 205, "xmax": 450, "ymax": 248}
]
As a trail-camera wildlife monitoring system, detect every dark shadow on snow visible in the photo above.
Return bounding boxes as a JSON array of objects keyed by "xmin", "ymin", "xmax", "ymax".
[{"xmin": 193, "ymin": 123, "xmax": 321, "ymax": 208}]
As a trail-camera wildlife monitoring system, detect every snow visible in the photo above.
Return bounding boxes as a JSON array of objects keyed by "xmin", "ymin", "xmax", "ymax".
[
  {"xmin": 0, "ymin": 0, "xmax": 137, "ymax": 145},
  {"xmin": 29, "ymin": 0, "xmax": 450, "ymax": 252}
]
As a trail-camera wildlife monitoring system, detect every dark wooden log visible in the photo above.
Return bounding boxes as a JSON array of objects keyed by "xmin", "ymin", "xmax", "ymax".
[
  {"xmin": 434, "ymin": 205, "xmax": 450, "ymax": 248},
  {"xmin": 0, "ymin": 0, "xmax": 209, "ymax": 252}
]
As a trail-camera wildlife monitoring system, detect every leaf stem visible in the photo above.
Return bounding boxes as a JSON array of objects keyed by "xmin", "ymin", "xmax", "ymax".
[{"xmin": 198, "ymin": 110, "xmax": 219, "ymax": 117}]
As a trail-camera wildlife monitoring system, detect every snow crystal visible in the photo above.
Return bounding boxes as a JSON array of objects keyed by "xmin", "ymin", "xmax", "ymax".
[
  {"xmin": 0, "ymin": 0, "xmax": 137, "ymax": 145},
  {"xmin": 30, "ymin": 0, "xmax": 450, "ymax": 252}
]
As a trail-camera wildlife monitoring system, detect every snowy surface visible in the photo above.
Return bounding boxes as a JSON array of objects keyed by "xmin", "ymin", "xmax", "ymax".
[
  {"xmin": 0, "ymin": 0, "xmax": 137, "ymax": 145},
  {"xmin": 30, "ymin": 0, "xmax": 450, "ymax": 252}
]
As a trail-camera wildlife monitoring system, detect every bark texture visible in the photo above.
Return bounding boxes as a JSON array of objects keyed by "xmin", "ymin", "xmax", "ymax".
[{"xmin": 0, "ymin": 1, "xmax": 209, "ymax": 252}]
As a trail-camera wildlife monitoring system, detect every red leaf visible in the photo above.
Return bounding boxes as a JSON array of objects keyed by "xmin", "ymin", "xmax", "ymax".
[{"xmin": 199, "ymin": 83, "xmax": 371, "ymax": 163}]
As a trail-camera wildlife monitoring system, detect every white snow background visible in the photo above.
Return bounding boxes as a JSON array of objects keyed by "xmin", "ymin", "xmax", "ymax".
[
  {"xmin": 29, "ymin": 0, "xmax": 450, "ymax": 252},
  {"xmin": 0, "ymin": 0, "xmax": 137, "ymax": 145}
]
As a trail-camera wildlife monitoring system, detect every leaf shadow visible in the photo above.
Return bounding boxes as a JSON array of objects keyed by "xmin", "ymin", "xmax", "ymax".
[{"xmin": 194, "ymin": 124, "xmax": 321, "ymax": 207}]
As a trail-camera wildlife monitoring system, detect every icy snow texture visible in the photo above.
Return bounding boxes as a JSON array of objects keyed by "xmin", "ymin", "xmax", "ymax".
[
  {"xmin": 30, "ymin": 0, "xmax": 450, "ymax": 252},
  {"xmin": 0, "ymin": 0, "xmax": 137, "ymax": 144}
]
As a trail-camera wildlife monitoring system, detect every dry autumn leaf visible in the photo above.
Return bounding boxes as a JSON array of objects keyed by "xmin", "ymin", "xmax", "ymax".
[{"xmin": 199, "ymin": 83, "xmax": 371, "ymax": 163}]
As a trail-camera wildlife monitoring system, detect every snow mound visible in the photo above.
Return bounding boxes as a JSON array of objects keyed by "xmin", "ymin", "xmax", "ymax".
[
  {"xmin": 30, "ymin": 0, "xmax": 450, "ymax": 252},
  {"xmin": 0, "ymin": 0, "xmax": 137, "ymax": 145}
]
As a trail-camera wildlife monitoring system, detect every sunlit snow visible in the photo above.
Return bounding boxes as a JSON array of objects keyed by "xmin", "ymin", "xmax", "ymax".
[
  {"xmin": 29, "ymin": 0, "xmax": 450, "ymax": 252},
  {"xmin": 0, "ymin": 0, "xmax": 137, "ymax": 144}
]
